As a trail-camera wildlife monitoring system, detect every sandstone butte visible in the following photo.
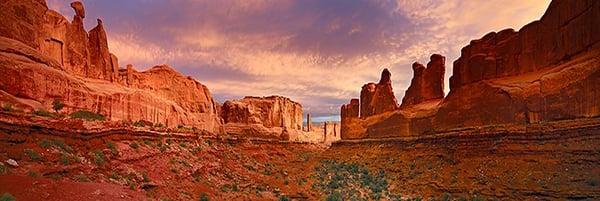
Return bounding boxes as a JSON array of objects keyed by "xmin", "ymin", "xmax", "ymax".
[
  {"xmin": 0, "ymin": 0, "xmax": 224, "ymax": 133},
  {"xmin": 341, "ymin": 0, "xmax": 600, "ymax": 140},
  {"xmin": 220, "ymin": 96, "xmax": 303, "ymax": 139}
]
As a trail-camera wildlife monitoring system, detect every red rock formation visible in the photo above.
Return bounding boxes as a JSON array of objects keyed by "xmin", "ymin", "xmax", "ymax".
[
  {"xmin": 221, "ymin": 96, "xmax": 303, "ymax": 130},
  {"xmin": 450, "ymin": 1, "xmax": 600, "ymax": 90},
  {"xmin": 360, "ymin": 69, "xmax": 399, "ymax": 117},
  {"xmin": 88, "ymin": 19, "xmax": 114, "ymax": 81},
  {"xmin": 340, "ymin": 0, "xmax": 600, "ymax": 140},
  {"xmin": 401, "ymin": 54, "xmax": 446, "ymax": 107},
  {"xmin": 65, "ymin": 1, "xmax": 91, "ymax": 77},
  {"xmin": 0, "ymin": 0, "xmax": 222, "ymax": 133}
]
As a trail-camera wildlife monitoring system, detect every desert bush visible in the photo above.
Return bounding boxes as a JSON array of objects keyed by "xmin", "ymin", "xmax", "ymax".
[
  {"xmin": 75, "ymin": 174, "xmax": 90, "ymax": 182},
  {"xmin": 33, "ymin": 109, "xmax": 53, "ymax": 117},
  {"xmin": 129, "ymin": 142, "xmax": 140, "ymax": 149},
  {"xmin": 107, "ymin": 141, "xmax": 118, "ymax": 155},
  {"xmin": 133, "ymin": 121, "xmax": 145, "ymax": 127},
  {"xmin": 52, "ymin": 99, "xmax": 65, "ymax": 112},
  {"xmin": 51, "ymin": 138, "xmax": 73, "ymax": 152},
  {"xmin": 0, "ymin": 193, "xmax": 15, "ymax": 201},
  {"xmin": 38, "ymin": 139, "xmax": 52, "ymax": 148},
  {"xmin": 92, "ymin": 150, "xmax": 105, "ymax": 165},
  {"xmin": 70, "ymin": 110, "xmax": 105, "ymax": 121},
  {"xmin": 279, "ymin": 195, "xmax": 290, "ymax": 201},
  {"xmin": 24, "ymin": 149, "xmax": 42, "ymax": 161},
  {"xmin": 198, "ymin": 193, "xmax": 210, "ymax": 201},
  {"xmin": 59, "ymin": 153, "xmax": 70, "ymax": 165},
  {"xmin": 154, "ymin": 123, "xmax": 164, "ymax": 128}
]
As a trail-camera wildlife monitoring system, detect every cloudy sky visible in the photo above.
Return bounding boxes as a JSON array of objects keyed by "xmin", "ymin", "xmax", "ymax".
[{"xmin": 48, "ymin": 0, "xmax": 550, "ymax": 121}]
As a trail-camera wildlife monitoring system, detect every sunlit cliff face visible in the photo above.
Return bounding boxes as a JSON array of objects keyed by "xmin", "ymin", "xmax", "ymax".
[{"xmin": 48, "ymin": 0, "xmax": 550, "ymax": 121}]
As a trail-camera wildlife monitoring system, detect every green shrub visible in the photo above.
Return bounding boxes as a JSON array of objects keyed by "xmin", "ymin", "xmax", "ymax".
[
  {"xmin": 0, "ymin": 193, "xmax": 15, "ymax": 201},
  {"xmin": 129, "ymin": 142, "xmax": 140, "ymax": 149},
  {"xmin": 107, "ymin": 141, "xmax": 118, "ymax": 155},
  {"xmin": 0, "ymin": 163, "xmax": 6, "ymax": 174},
  {"xmin": 27, "ymin": 171, "xmax": 40, "ymax": 177},
  {"xmin": 70, "ymin": 110, "xmax": 105, "ymax": 121},
  {"xmin": 279, "ymin": 195, "xmax": 290, "ymax": 201},
  {"xmin": 154, "ymin": 123, "xmax": 164, "ymax": 128},
  {"xmin": 59, "ymin": 153, "xmax": 70, "ymax": 165},
  {"xmin": 92, "ymin": 150, "xmax": 105, "ymax": 165},
  {"xmin": 199, "ymin": 193, "xmax": 209, "ymax": 201},
  {"xmin": 133, "ymin": 121, "xmax": 146, "ymax": 127},
  {"xmin": 38, "ymin": 139, "xmax": 52, "ymax": 148},
  {"xmin": 24, "ymin": 148, "xmax": 42, "ymax": 161},
  {"xmin": 33, "ymin": 109, "xmax": 53, "ymax": 117},
  {"xmin": 75, "ymin": 174, "xmax": 90, "ymax": 182},
  {"xmin": 52, "ymin": 99, "xmax": 65, "ymax": 112},
  {"xmin": 326, "ymin": 192, "xmax": 342, "ymax": 201},
  {"xmin": 142, "ymin": 172, "xmax": 151, "ymax": 182}
]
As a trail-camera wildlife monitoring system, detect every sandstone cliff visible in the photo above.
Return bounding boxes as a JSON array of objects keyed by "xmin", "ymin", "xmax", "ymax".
[
  {"xmin": 340, "ymin": 0, "xmax": 600, "ymax": 139},
  {"xmin": 401, "ymin": 54, "xmax": 445, "ymax": 108},
  {"xmin": 221, "ymin": 96, "xmax": 302, "ymax": 127},
  {"xmin": 0, "ymin": 0, "xmax": 222, "ymax": 132},
  {"xmin": 360, "ymin": 69, "xmax": 400, "ymax": 117}
]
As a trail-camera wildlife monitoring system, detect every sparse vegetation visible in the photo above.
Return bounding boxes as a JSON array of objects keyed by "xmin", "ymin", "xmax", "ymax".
[
  {"xmin": 92, "ymin": 150, "xmax": 105, "ymax": 165},
  {"xmin": 0, "ymin": 193, "xmax": 15, "ymax": 201},
  {"xmin": 107, "ymin": 141, "xmax": 118, "ymax": 155},
  {"xmin": 154, "ymin": 123, "xmax": 164, "ymax": 128},
  {"xmin": 24, "ymin": 148, "xmax": 42, "ymax": 161},
  {"xmin": 0, "ymin": 163, "xmax": 6, "ymax": 174},
  {"xmin": 199, "ymin": 193, "xmax": 210, "ymax": 201},
  {"xmin": 69, "ymin": 110, "xmax": 105, "ymax": 121},
  {"xmin": 74, "ymin": 174, "xmax": 90, "ymax": 182},
  {"xmin": 129, "ymin": 142, "xmax": 140, "ymax": 149},
  {"xmin": 37, "ymin": 139, "xmax": 52, "ymax": 148},
  {"xmin": 33, "ymin": 109, "xmax": 54, "ymax": 117},
  {"xmin": 27, "ymin": 171, "xmax": 40, "ymax": 177},
  {"xmin": 133, "ymin": 120, "xmax": 146, "ymax": 127},
  {"xmin": 313, "ymin": 160, "xmax": 395, "ymax": 200},
  {"xmin": 279, "ymin": 195, "xmax": 290, "ymax": 201},
  {"xmin": 52, "ymin": 99, "xmax": 65, "ymax": 113},
  {"xmin": 142, "ymin": 172, "xmax": 151, "ymax": 182}
]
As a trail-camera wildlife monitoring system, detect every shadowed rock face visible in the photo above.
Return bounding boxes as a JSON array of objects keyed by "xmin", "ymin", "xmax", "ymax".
[
  {"xmin": 340, "ymin": 0, "xmax": 600, "ymax": 140},
  {"xmin": 401, "ymin": 54, "xmax": 446, "ymax": 108},
  {"xmin": 0, "ymin": 0, "xmax": 222, "ymax": 132}
]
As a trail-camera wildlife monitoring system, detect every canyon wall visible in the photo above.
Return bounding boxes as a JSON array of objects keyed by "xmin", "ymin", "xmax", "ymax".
[
  {"xmin": 0, "ymin": 0, "xmax": 222, "ymax": 132},
  {"xmin": 340, "ymin": 0, "xmax": 600, "ymax": 140}
]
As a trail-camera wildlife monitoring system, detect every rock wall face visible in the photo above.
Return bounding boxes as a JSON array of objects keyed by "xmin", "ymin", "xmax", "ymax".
[
  {"xmin": 0, "ymin": 0, "xmax": 222, "ymax": 133},
  {"xmin": 360, "ymin": 69, "xmax": 400, "ymax": 117},
  {"xmin": 449, "ymin": 0, "xmax": 600, "ymax": 90},
  {"xmin": 220, "ymin": 96, "xmax": 303, "ymax": 130},
  {"xmin": 340, "ymin": 0, "xmax": 600, "ymax": 140},
  {"xmin": 401, "ymin": 54, "xmax": 446, "ymax": 107}
]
